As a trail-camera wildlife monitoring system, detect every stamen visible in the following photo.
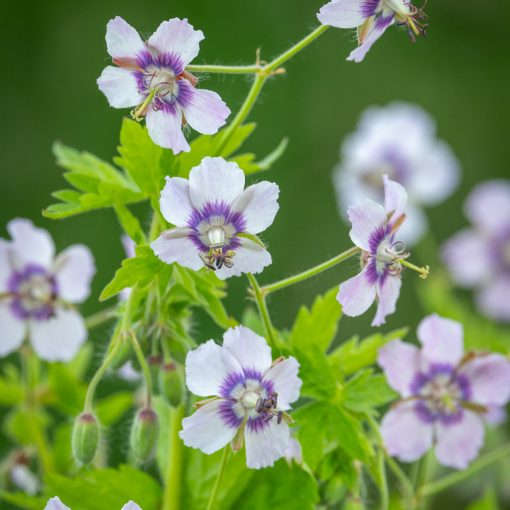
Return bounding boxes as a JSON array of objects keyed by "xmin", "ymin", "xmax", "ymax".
[
  {"xmin": 400, "ymin": 259, "xmax": 430, "ymax": 279},
  {"xmin": 131, "ymin": 89, "xmax": 156, "ymax": 121}
]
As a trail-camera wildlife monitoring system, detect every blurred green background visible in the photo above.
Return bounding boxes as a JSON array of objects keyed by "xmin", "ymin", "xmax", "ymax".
[{"xmin": 1, "ymin": 0, "xmax": 510, "ymax": 505}]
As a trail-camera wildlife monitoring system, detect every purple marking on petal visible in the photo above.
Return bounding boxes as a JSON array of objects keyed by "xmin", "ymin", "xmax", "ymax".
[
  {"xmin": 368, "ymin": 224, "xmax": 391, "ymax": 255},
  {"xmin": 218, "ymin": 399, "xmax": 243, "ymax": 429},
  {"xmin": 218, "ymin": 372, "xmax": 245, "ymax": 398},
  {"xmin": 374, "ymin": 13, "xmax": 395, "ymax": 29},
  {"xmin": 136, "ymin": 50, "xmax": 185, "ymax": 76},
  {"xmin": 361, "ymin": 0, "xmax": 380, "ymax": 17},
  {"xmin": 247, "ymin": 415, "xmax": 272, "ymax": 433}
]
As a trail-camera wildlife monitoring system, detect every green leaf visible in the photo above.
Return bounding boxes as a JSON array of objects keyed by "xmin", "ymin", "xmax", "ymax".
[
  {"xmin": 0, "ymin": 490, "xmax": 46, "ymax": 510},
  {"xmin": 47, "ymin": 363, "xmax": 86, "ymax": 415},
  {"xmin": 466, "ymin": 487, "xmax": 498, "ymax": 510},
  {"xmin": 0, "ymin": 373, "xmax": 24, "ymax": 407},
  {"xmin": 114, "ymin": 202, "xmax": 145, "ymax": 244},
  {"xmin": 232, "ymin": 137, "xmax": 288, "ymax": 175},
  {"xmin": 95, "ymin": 392, "xmax": 134, "ymax": 425}
]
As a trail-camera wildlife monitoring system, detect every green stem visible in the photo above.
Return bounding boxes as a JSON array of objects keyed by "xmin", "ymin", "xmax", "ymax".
[
  {"xmin": 385, "ymin": 455, "xmax": 415, "ymax": 510},
  {"xmin": 366, "ymin": 415, "xmax": 389, "ymax": 510},
  {"xmin": 418, "ymin": 443, "xmax": 510, "ymax": 499},
  {"xmin": 128, "ymin": 330, "xmax": 153, "ymax": 407},
  {"xmin": 206, "ymin": 447, "xmax": 230, "ymax": 510},
  {"xmin": 247, "ymin": 273, "xmax": 277, "ymax": 348},
  {"xmin": 84, "ymin": 305, "xmax": 118, "ymax": 329},
  {"xmin": 162, "ymin": 405, "xmax": 185, "ymax": 510},
  {"xmin": 186, "ymin": 64, "xmax": 260, "ymax": 74},
  {"xmin": 261, "ymin": 246, "xmax": 361, "ymax": 295}
]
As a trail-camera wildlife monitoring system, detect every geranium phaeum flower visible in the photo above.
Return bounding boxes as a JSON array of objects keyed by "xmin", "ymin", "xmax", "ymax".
[
  {"xmin": 442, "ymin": 180, "xmax": 510, "ymax": 322},
  {"xmin": 317, "ymin": 0, "xmax": 427, "ymax": 62},
  {"xmin": 97, "ymin": 16, "xmax": 230, "ymax": 152},
  {"xmin": 338, "ymin": 176, "xmax": 427, "ymax": 326},
  {"xmin": 180, "ymin": 326, "xmax": 301, "ymax": 469},
  {"xmin": 44, "ymin": 497, "xmax": 141, "ymax": 510},
  {"xmin": 333, "ymin": 102, "xmax": 460, "ymax": 245},
  {"xmin": 378, "ymin": 314, "xmax": 510, "ymax": 469},
  {"xmin": 0, "ymin": 219, "xmax": 95, "ymax": 361},
  {"xmin": 151, "ymin": 157, "xmax": 279, "ymax": 279}
]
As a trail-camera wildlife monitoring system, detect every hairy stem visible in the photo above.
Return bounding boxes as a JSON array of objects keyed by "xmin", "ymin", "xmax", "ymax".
[
  {"xmin": 84, "ymin": 305, "xmax": 118, "ymax": 329},
  {"xmin": 128, "ymin": 330, "xmax": 154, "ymax": 407},
  {"xmin": 186, "ymin": 63, "xmax": 260, "ymax": 74},
  {"xmin": 247, "ymin": 273, "xmax": 277, "ymax": 348},
  {"xmin": 385, "ymin": 455, "xmax": 415, "ymax": 510},
  {"xmin": 206, "ymin": 447, "xmax": 230, "ymax": 510}
]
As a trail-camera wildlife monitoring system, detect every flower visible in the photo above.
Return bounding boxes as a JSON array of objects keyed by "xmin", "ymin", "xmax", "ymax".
[
  {"xmin": 179, "ymin": 326, "xmax": 301, "ymax": 469},
  {"xmin": 378, "ymin": 314, "xmax": 510, "ymax": 469},
  {"xmin": 333, "ymin": 102, "xmax": 460, "ymax": 245},
  {"xmin": 151, "ymin": 157, "xmax": 279, "ymax": 279},
  {"xmin": 119, "ymin": 234, "xmax": 135, "ymax": 301},
  {"xmin": 0, "ymin": 219, "xmax": 95, "ymax": 362},
  {"xmin": 317, "ymin": 0, "xmax": 427, "ymax": 62},
  {"xmin": 337, "ymin": 176, "xmax": 428, "ymax": 326},
  {"xmin": 442, "ymin": 180, "xmax": 510, "ymax": 322},
  {"xmin": 44, "ymin": 497, "xmax": 141, "ymax": 510},
  {"xmin": 97, "ymin": 16, "xmax": 230, "ymax": 152}
]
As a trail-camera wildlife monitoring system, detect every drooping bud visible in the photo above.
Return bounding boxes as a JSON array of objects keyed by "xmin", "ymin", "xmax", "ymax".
[
  {"xmin": 158, "ymin": 362, "xmax": 185, "ymax": 407},
  {"xmin": 148, "ymin": 355, "xmax": 163, "ymax": 396},
  {"xmin": 72, "ymin": 412, "xmax": 100, "ymax": 465},
  {"xmin": 130, "ymin": 408, "xmax": 159, "ymax": 464}
]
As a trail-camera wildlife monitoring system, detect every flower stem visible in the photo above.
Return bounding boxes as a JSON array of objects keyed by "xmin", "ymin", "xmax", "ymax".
[
  {"xmin": 206, "ymin": 447, "xmax": 230, "ymax": 510},
  {"xmin": 418, "ymin": 443, "xmax": 510, "ymax": 499},
  {"xmin": 128, "ymin": 330, "xmax": 153, "ymax": 407},
  {"xmin": 186, "ymin": 64, "xmax": 260, "ymax": 74},
  {"xmin": 385, "ymin": 455, "xmax": 415, "ymax": 510},
  {"xmin": 84, "ymin": 305, "xmax": 118, "ymax": 329},
  {"xmin": 247, "ymin": 273, "xmax": 277, "ymax": 348},
  {"xmin": 261, "ymin": 246, "xmax": 361, "ymax": 295}
]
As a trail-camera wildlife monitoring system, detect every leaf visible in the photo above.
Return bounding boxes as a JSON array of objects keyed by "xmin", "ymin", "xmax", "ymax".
[
  {"xmin": 0, "ymin": 490, "xmax": 46, "ymax": 510},
  {"xmin": 95, "ymin": 392, "xmax": 134, "ymax": 425},
  {"xmin": 466, "ymin": 487, "xmax": 498, "ymax": 510},
  {"xmin": 0, "ymin": 374, "xmax": 24, "ymax": 407},
  {"xmin": 113, "ymin": 202, "xmax": 145, "ymax": 244},
  {"xmin": 231, "ymin": 137, "xmax": 288, "ymax": 175},
  {"xmin": 47, "ymin": 363, "xmax": 86, "ymax": 415}
]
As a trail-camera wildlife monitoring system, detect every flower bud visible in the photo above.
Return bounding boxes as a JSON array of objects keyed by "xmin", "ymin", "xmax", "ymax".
[
  {"xmin": 130, "ymin": 408, "xmax": 159, "ymax": 464},
  {"xmin": 72, "ymin": 412, "xmax": 99, "ymax": 465},
  {"xmin": 158, "ymin": 362, "xmax": 185, "ymax": 407},
  {"xmin": 148, "ymin": 355, "xmax": 163, "ymax": 396}
]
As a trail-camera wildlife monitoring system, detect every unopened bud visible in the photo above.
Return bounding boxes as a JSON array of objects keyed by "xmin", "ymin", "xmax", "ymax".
[
  {"xmin": 159, "ymin": 362, "xmax": 184, "ymax": 407},
  {"xmin": 72, "ymin": 412, "xmax": 99, "ymax": 465},
  {"xmin": 130, "ymin": 408, "xmax": 159, "ymax": 464},
  {"xmin": 148, "ymin": 355, "xmax": 162, "ymax": 396}
]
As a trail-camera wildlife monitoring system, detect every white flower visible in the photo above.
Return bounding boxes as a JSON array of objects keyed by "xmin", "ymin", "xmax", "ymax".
[
  {"xmin": 151, "ymin": 157, "xmax": 279, "ymax": 279},
  {"xmin": 0, "ymin": 219, "xmax": 95, "ymax": 362},
  {"xmin": 10, "ymin": 463, "xmax": 39, "ymax": 495},
  {"xmin": 44, "ymin": 497, "xmax": 141, "ymax": 510},
  {"xmin": 333, "ymin": 103, "xmax": 460, "ymax": 245},
  {"xmin": 180, "ymin": 326, "xmax": 302, "ymax": 469}
]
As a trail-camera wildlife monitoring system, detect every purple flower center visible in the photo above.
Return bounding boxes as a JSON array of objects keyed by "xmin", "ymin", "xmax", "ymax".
[
  {"xmin": 410, "ymin": 364, "xmax": 471, "ymax": 426},
  {"xmin": 7, "ymin": 264, "xmax": 58, "ymax": 321}
]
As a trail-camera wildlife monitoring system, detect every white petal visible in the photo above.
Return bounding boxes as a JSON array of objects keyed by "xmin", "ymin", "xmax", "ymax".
[
  {"xmin": 121, "ymin": 502, "xmax": 142, "ymax": 510},
  {"xmin": 317, "ymin": 0, "xmax": 367, "ymax": 28},
  {"xmin": 337, "ymin": 268, "xmax": 377, "ymax": 317},
  {"xmin": 179, "ymin": 82, "xmax": 230, "ymax": 135},
  {"xmin": 185, "ymin": 339, "xmax": 242, "ymax": 397},
  {"xmin": 8, "ymin": 218, "xmax": 55, "ymax": 269},
  {"xmin": 347, "ymin": 16, "xmax": 394, "ymax": 63},
  {"xmin": 372, "ymin": 275, "xmax": 401, "ymax": 326},
  {"xmin": 145, "ymin": 107, "xmax": 190, "ymax": 153},
  {"xmin": 347, "ymin": 199, "xmax": 387, "ymax": 251},
  {"xmin": 121, "ymin": 234, "xmax": 136, "ymax": 259},
  {"xmin": 30, "ymin": 308, "xmax": 86, "ymax": 362},
  {"xmin": 148, "ymin": 18, "xmax": 204, "ymax": 67},
  {"xmin": 231, "ymin": 181, "xmax": 280, "ymax": 234},
  {"xmin": 476, "ymin": 276, "xmax": 510, "ymax": 323},
  {"xmin": 188, "ymin": 157, "xmax": 245, "ymax": 211},
  {"xmin": 105, "ymin": 16, "xmax": 146, "ymax": 60},
  {"xmin": 465, "ymin": 180, "xmax": 510, "ymax": 233},
  {"xmin": 180, "ymin": 399, "xmax": 237, "ymax": 455},
  {"xmin": 0, "ymin": 240, "xmax": 11, "ymax": 291},
  {"xmin": 397, "ymin": 204, "xmax": 427, "ymax": 246},
  {"xmin": 159, "ymin": 176, "xmax": 194, "ymax": 227},
  {"xmin": 0, "ymin": 302, "xmax": 25, "ymax": 357},
  {"xmin": 44, "ymin": 497, "xmax": 71, "ymax": 510},
  {"xmin": 150, "ymin": 227, "xmax": 203, "ymax": 270},
  {"xmin": 10, "ymin": 464, "xmax": 39, "ymax": 495},
  {"xmin": 97, "ymin": 66, "xmax": 144, "ymax": 108},
  {"xmin": 214, "ymin": 238, "xmax": 272, "ymax": 280},
  {"xmin": 54, "ymin": 245, "xmax": 95, "ymax": 303},
  {"xmin": 263, "ymin": 357, "xmax": 302, "ymax": 410},
  {"xmin": 245, "ymin": 419, "xmax": 290, "ymax": 469},
  {"xmin": 223, "ymin": 325, "xmax": 272, "ymax": 374},
  {"xmin": 383, "ymin": 175, "xmax": 407, "ymax": 224}
]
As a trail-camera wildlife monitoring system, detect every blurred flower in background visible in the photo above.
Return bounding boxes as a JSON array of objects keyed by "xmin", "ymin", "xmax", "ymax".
[
  {"xmin": 333, "ymin": 102, "xmax": 460, "ymax": 245},
  {"xmin": 442, "ymin": 180, "xmax": 510, "ymax": 322}
]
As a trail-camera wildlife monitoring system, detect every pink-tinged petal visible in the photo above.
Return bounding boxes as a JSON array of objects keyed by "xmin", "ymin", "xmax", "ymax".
[
  {"xmin": 223, "ymin": 326, "xmax": 272, "ymax": 374},
  {"xmin": 0, "ymin": 240, "xmax": 11, "ymax": 291},
  {"xmin": 97, "ymin": 66, "xmax": 144, "ymax": 108},
  {"xmin": 417, "ymin": 314, "xmax": 464, "ymax": 366},
  {"xmin": 159, "ymin": 176, "xmax": 194, "ymax": 227},
  {"xmin": 383, "ymin": 175, "xmax": 407, "ymax": 226},
  {"xmin": 105, "ymin": 16, "xmax": 146, "ymax": 60},
  {"xmin": 44, "ymin": 497, "xmax": 71, "ymax": 510},
  {"xmin": 30, "ymin": 308, "xmax": 86, "ymax": 362},
  {"xmin": 179, "ymin": 81, "xmax": 230, "ymax": 135},
  {"xmin": 148, "ymin": 18, "xmax": 204, "ymax": 67},
  {"xmin": 442, "ymin": 229, "xmax": 492, "ymax": 288},
  {"xmin": 0, "ymin": 302, "xmax": 25, "ymax": 357},
  {"xmin": 145, "ymin": 107, "xmax": 190, "ymax": 153},
  {"xmin": 121, "ymin": 502, "xmax": 142, "ymax": 510},
  {"xmin": 117, "ymin": 361, "xmax": 141, "ymax": 382},
  {"xmin": 188, "ymin": 157, "xmax": 245, "ymax": 211},
  {"xmin": 185, "ymin": 339, "xmax": 242, "ymax": 397},
  {"xmin": 214, "ymin": 237, "xmax": 271, "ymax": 280},
  {"xmin": 284, "ymin": 437, "xmax": 303, "ymax": 464},
  {"xmin": 435, "ymin": 411, "xmax": 484, "ymax": 469},
  {"xmin": 54, "ymin": 245, "xmax": 95, "ymax": 304},
  {"xmin": 121, "ymin": 234, "xmax": 136, "ymax": 259},
  {"xmin": 180, "ymin": 399, "xmax": 237, "ymax": 455},
  {"xmin": 337, "ymin": 268, "xmax": 377, "ymax": 317},
  {"xmin": 262, "ymin": 357, "xmax": 301, "ymax": 410},
  {"xmin": 231, "ymin": 181, "xmax": 280, "ymax": 235},
  {"xmin": 150, "ymin": 227, "xmax": 203, "ymax": 271},
  {"xmin": 476, "ymin": 276, "xmax": 510, "ymax": 323},
  {"xmin": 8, "ymin": 219, "xmax": 55, "ymax": 269},
  {"xmin": 484, "ymin": 406, "xmax": 506, "ymax": 426},
  {"xmin": 317, "ymin": 0, "xmax": 368, "ymax": 28},
  {"xmin": 347, "ymin": 16, "xmax": 394, "ymax": 63},
  {"xmin": 347, "ymin": 199, "xmax": 387, "ymax": 251},
  {"xmin": 397, "ymin": 204, "xmax": 427, "ymax": 247},
  {"xmin": 245, "ymin": 419, "xmax": 290, "ymax": 469},
  {"xmin": 372, "ymin": 275, "xmax": 401, "ymax": 326},
  {"xmin": 380, "ymin": 402, "xmax": 433, "ymax": 462},
  {"xmin": 377, "ymin": 340, "xmax": 420, "ymax": 398},
  {"xmin": 465, "ymin": 180, "xmax": 510, "ymax": 233},
  {"xmin": 460, "ymin": 354, "xmax": 510, "ymax": 406}
]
